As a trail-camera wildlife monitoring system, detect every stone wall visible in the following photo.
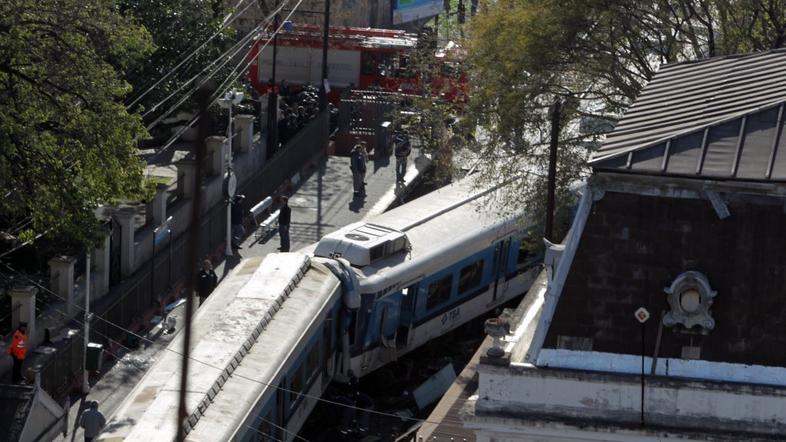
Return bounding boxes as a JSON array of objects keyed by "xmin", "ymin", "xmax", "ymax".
[{"xmin": 545, "ymin": 190, "xmax": 786, "ymax": 367}]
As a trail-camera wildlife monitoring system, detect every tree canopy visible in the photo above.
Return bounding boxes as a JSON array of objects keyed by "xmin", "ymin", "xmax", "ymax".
[
  {"xmin": 465, "ymin": 0, "xmax": 786, "ymax": 238},
  {"xmin": 120, "ymin": 0, "xmax": 233, "ymax": 130},
  {"xmin": 0, "ymin": 0, "xmax": 153, "ymax": 251}
]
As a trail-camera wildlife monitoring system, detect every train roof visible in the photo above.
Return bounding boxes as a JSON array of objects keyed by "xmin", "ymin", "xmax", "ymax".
[
  {"xmin": 314, "ymin": 176, "xmax": 529, "ymax": 294},
  {"xmin": 99, "ymin": 253, "xmax": 341, "ymax": 441}
]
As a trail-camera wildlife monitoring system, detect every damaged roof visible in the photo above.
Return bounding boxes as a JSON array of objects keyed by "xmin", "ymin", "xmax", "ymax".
[{"xmin": 591, "ymin": 49, "xmax": 786, "ymax": 181}]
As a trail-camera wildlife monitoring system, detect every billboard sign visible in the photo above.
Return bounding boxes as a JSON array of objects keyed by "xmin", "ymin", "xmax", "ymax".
[{"xmin": 393, "ymin": 0, "xmax": 443, "ymax": 25}]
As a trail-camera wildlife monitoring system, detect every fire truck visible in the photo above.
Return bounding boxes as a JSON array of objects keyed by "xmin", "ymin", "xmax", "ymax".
[{"xmin": 247, "ymin": 25, "xmax": 466, "ymax": 102}]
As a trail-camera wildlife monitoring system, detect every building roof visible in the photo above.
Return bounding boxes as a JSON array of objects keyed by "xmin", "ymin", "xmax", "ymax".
[
  {"xmin": 591, "ymin": 49, "xmax": 786, "ymax": 181},
  {"xmin": 0, "ymin": 385, "xmax": 34, "ymax": 442}
]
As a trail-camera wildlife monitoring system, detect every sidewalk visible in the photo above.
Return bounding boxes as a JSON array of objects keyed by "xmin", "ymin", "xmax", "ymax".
[{"xmin": 53, "ymin": 150, "xmax": 429, "ymax": 441}]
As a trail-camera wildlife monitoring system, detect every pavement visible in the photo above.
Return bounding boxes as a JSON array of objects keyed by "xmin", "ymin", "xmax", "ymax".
[{"xmin": 52, "ymin": 149, "xmax": 430, "ymax": 441}]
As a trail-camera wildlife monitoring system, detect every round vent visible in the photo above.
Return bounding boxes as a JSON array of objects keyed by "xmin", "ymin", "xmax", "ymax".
[{"xmin": 345, "ymin": 233, "xmax": 369, "ymax": 241}]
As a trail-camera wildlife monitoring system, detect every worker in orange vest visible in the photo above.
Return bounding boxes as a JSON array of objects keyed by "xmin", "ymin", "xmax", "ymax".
[{"xmin": 7, "ymin": 322, "xmax": 27, "ymax": 384}]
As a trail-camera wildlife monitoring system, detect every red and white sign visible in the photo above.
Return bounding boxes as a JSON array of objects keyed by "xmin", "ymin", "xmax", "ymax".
[{"xmin": 634, "ymin": 307, "xmax": 650, "ymax": 323}]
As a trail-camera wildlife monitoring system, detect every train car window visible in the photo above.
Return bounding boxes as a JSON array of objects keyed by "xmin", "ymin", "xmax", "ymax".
[
  {"xmin": 306, "ymin": 344, "xmax": 320, "ymax": 382},
  {"xmin": 289, "ymin": 364, "xmax": 305, "ymax": 407},
  {"xmin": 255, "ymin": 410, "xmax": 276, "ymax": 441},
  {"xmin": 361, "ymin": 52, "xmax": 378, "ymax": 75},
  {"xmin": 426, "ymin": 275, "xmax": 452, "ymax": 310},
  {"xmin": 459, "ymin": 260, "xmax": 484, "ymax": 293}
]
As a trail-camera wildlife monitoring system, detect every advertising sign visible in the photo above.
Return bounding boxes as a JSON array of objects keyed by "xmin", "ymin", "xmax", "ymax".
[{"xmin": 393, "ymin": 0, "xmax": 443, "ymax": 25}]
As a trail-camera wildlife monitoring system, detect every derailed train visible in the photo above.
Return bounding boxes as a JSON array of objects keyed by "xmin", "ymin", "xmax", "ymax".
[{"xmin": 99, "ymin": 176, "xmax": 541, "ymax": 441}]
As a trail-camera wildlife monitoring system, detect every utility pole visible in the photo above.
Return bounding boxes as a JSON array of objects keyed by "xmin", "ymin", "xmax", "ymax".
[
  {"xmin": 177, "ymin": 84, "xmax": 210, "ymax": 441},
  {"xmin": 319, "ymin": 0, "xmax": 330, "ymax": 111},
  {"xmin": 545, "ymin": 100, "xmax": 561, "ymax": 242},
  {"xmin": 220, "ymin": 91, "xmax": 243, "ymax": 257},
  {"xmin": 82, "ymin": 252, "xmax": 90, "ymax": 393},
  {"xmin": 267, "ymin": 1, "xmax": 280, "ymax": 155}
]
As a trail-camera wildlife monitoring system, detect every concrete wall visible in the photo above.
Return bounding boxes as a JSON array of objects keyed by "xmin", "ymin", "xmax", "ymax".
[
  {"xmin": 545, "ymin": 190, "xmax": 786, "ymax": 367},
  {"xmin": 472, "ymin": 362, "xmax": 786, "ymax": 439}
]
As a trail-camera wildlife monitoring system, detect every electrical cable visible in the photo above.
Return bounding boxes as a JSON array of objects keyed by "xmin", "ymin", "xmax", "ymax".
[
  {"xmin": 246, "ymin": 414, "xmax": 310, "ymax": 442},
  {"xmin": 143, "ymin": 0, "xmax": 293, "ymax": 132},
  {"xmin": 125, "ymin": 0, "xmax": 257, "ymax": 111},
  {"xmin": 144, "ymin": 0, "xmax": 303, "ymax": 161},
  {"xmin": 0, "ymin": 260, "xmax": 479, "ymax": 433}
]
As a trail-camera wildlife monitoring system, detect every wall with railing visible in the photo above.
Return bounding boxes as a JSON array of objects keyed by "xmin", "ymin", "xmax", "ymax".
[{"xmin": 10, "ymin": 111, "xmax": 328, "ymax": 402}]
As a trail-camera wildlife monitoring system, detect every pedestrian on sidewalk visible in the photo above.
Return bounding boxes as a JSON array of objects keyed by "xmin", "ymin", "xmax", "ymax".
[
  {"xmin": 278, "ymin": 196, "xmax": 291, "ymax": 252},
  {"xmin": 350, "ymin": 143, "xmax": 366, "ymax": 196},
  {"xmin": 231, "ymin": 194, "xmax": 246, "ymax": 250},
  {"xmin": 79, "ymin": 400, "xmax": 106, "ymax": 442},
  {"xmin": 6, "ymin": 322, "xmax": 27, "ymax": 384},
  {"xmin": 197, "ymin": 259, "xmax": 218, "ymax": 303},
  {"xmin": 394, "ymin": 132, "xmax": 411, "ymax": 184}
]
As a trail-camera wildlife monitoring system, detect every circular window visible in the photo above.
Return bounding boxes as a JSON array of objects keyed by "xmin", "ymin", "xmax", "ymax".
[{"xmin": 679, "ymin": 289, "xmax": 701, "ymax": 313}]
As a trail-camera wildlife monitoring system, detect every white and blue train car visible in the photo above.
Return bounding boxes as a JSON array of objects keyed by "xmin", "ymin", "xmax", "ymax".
[
  {"xmin": 312, "ymin": 176, "xmax": 541, "ymax": 377},
  {"xmin": 98, "ymin": 253, "xmax": 345, "ymax": 442},
  {"xmin": 98, "ymin": 176, "xmax": 541, "ymax": 441}
]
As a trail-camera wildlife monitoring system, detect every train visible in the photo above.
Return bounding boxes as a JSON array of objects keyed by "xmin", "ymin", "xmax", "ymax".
[{"xmin": 98, "ymin": 176, "xmax": 541, "ymax": 441}]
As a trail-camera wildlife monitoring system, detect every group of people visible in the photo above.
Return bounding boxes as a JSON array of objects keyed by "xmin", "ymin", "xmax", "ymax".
[
  {"xmin": 277, "ymin": 81, "xmax": 321, "ymax": 146},
  {"xmin": 349, "ymin": 129, "xmax": 412, "ymax": 196}
]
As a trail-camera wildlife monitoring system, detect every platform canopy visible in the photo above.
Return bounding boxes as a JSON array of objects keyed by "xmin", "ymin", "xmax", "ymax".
[{"xmin": 591, "ymin": 49, "xmax": 786, "ymax": 181}]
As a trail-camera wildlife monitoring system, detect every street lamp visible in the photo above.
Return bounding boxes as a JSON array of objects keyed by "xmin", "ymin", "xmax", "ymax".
[{"xmin": 218, "ymin": 90, "xmax": 244, "ymax": 257}]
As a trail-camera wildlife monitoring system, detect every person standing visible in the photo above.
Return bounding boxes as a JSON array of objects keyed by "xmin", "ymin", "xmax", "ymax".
[
  {"xmin": 350, "ymin": 144, "xmax": 366, "ymax": 196},
  {"xmin": 230, "ymin": 194, "xmax": 246, "ymax": 250},
  {"xmin": 197, "ymin": 260, "xmax": 218, "ymax": 303},
  {"xmin": 278, "ymin": 196, "xmax": 291, "ymax": 252},
  {"xmin": 7, "ymin": 322, "xmax": 27, "ymax": 384},
  {"xmin": 79, "ymin": 400, "xmax": 106, "ymax": 442},
  {"xmin": 394, "ymin": 133, "xmax": 411, "ymax": 184}
]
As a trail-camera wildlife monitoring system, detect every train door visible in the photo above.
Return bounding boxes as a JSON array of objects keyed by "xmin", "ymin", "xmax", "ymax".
[
  {"xmin": 491, "ymin": 240, "xmax": 510, "ymax": 302},
  {"xmin": 396, "ymin": 284, "xmax": 417, "ymax": 349}
]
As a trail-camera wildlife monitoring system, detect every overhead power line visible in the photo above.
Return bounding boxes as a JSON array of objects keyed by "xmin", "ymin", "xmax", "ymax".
[{"xmin": 125, "ymin": 0, "xmax": 257, "ymax": 111}]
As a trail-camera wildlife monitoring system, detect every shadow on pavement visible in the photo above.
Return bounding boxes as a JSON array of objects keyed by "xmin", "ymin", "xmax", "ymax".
[{"xmin": 222, "ymin": 253, "xmax": 242, "ymax": 278}]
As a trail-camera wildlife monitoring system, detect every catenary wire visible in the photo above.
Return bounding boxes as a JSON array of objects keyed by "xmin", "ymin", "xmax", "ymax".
[
  {"xmin": 143, "ymin": 0, "xmax": 293, "ymax": 132},
  {"xmin": 1, "ymin": 259, "xmax": 481, "ymax": 435},
  {"xmin": 125, "ymin": 0, "xmax": 257, "ymax": 111},
  {"xmin": 145, "ymin": 0, "xmax": 304, "ymax": 161}
]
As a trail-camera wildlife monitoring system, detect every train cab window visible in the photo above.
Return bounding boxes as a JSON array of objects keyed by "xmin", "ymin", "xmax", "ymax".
[
  {"xmin": 459, "ymin": 260, "xmax": 484, "ymax": 293},
  {"xmin": 426, "ymin": 275, "xmax": 452, "ymax": 310}
]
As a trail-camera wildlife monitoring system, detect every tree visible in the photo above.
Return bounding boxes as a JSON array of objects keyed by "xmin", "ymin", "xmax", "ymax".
[
  {"xmin": 465, "ymin": 0, "xmax": 786, "ymax": 240},
  {"xmin": 120, "ymin": 0, "xmax": 233, "ymax": 133},
  {"xmin": 0, "ymin": 0, "xmax": 153, "ymax": 251}
]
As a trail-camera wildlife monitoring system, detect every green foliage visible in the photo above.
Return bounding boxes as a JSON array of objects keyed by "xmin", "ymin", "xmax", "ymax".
[
  {"xmin": 464, "ymin": 0, "xmax": 786, "ymax": 240},
  {"xmin": 120, "ymin": 0, "xmax": 234, "ymax": 123},
  {"xmin": 0, "ymin": 0, "xmax": 154, "ymax": 250}
]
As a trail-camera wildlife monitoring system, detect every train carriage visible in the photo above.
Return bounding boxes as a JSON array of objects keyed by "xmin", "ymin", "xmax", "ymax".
[{"xmin": 99, "ymin": 176, "xmax": 540, "ymax": 441}]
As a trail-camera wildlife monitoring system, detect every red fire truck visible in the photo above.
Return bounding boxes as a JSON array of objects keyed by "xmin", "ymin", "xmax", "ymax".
[{"xmin": 247, "ymin": 25, "xmax": 466, "ymax": 102}]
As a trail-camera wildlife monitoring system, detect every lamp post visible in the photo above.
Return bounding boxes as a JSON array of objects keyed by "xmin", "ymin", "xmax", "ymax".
[{"xmin": 218, "ymin": 90, "xmax": 244, "ymax": 257}]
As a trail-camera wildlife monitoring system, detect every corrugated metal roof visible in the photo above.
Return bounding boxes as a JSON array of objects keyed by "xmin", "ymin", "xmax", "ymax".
[{"xmin": 591, "ymin": 49, "xmax": 786, "ymax": 180}]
